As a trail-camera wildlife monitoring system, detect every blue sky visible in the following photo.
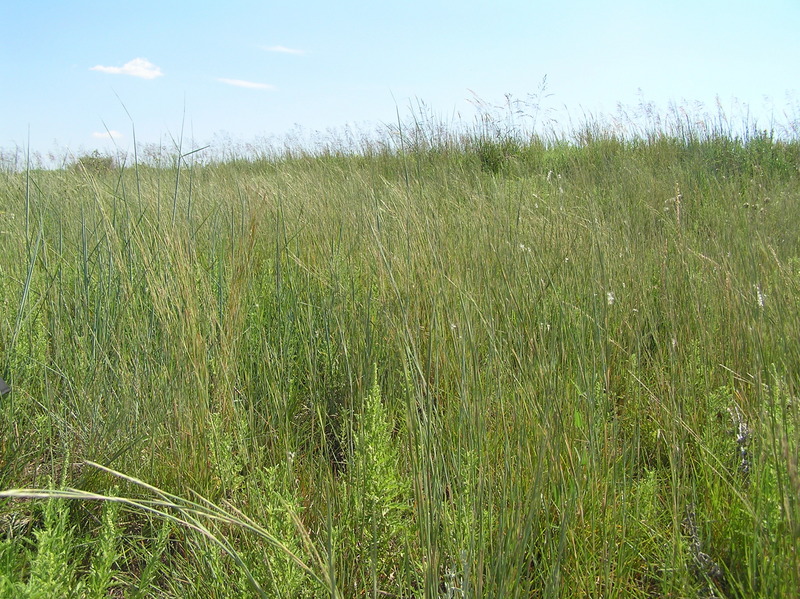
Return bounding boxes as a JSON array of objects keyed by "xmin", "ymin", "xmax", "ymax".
[{"xmin": 2, "ymin": 0, "xmax": 798, "ymax": 157}]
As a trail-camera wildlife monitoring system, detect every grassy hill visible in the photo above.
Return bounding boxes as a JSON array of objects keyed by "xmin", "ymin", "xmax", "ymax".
[{"xmin": 1, "ymin": 116, "xmax": 799, "ymax": 597}]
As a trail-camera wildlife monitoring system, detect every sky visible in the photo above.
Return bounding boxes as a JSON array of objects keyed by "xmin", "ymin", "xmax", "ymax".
[{"xmin": 2, "ymin": 0, "xmax": 799, "ymax": 159}]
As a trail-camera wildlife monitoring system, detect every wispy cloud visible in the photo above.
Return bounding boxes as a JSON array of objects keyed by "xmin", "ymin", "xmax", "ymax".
[
  {"xmin": 218, "ymin": 78, "xmax": 275, "ymax": 90},
  {"xmin": 261, "ymin": 45, "xmax": 306, "ymax": 55},
  {"xmin": 90, "ymin": 58, "xmax": 164, "ymax": 79},
  {"xmin": 92, "ymin": 130, "xmax": 123, "ymax": 140}
]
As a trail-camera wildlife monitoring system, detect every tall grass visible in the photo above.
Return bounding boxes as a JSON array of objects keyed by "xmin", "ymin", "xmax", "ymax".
[{"xmin": 1, "ymin": 104, "xmax": 799, "ymax": 597}]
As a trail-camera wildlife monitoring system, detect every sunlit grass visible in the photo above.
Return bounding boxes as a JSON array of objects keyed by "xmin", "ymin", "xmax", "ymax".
[{"xmin": 1, "ymin": 103, "xmax": 799, "ymax": 597}]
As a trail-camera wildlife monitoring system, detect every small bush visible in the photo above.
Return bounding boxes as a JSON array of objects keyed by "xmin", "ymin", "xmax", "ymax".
[
  {"xmin": 473, "ymin": 136, "xmax": 521, "ymax": 174},
  {"xmin": 74, "ymin": 151, "xmax": 115, "ymax": 175}
]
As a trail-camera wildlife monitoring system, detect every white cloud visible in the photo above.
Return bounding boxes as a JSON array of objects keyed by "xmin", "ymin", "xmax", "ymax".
[
  {"xmin": 218, "ymin": 78, "xmax": 275, "ymax": 90},
  {"xmin": 92, "ymin": 130, "xmax": 123, "ymax": 140},
  {"xmin": 261, "ymin": 45, "xmax": 305, "ymax": 55},
  {"xmin": 90, "ymin": 58, "xmax": 164, "ymax": 79}
]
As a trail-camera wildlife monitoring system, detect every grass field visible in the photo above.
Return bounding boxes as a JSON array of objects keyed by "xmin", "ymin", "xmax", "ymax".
[{"xmin": 1, "ymin": 106, "xmax": 799, "ymax": 597}]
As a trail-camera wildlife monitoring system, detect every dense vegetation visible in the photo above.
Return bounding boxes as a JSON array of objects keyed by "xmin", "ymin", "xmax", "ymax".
[{"xmin": 1, "ymin": 112, "xmax": 799, "ymax": 597}]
